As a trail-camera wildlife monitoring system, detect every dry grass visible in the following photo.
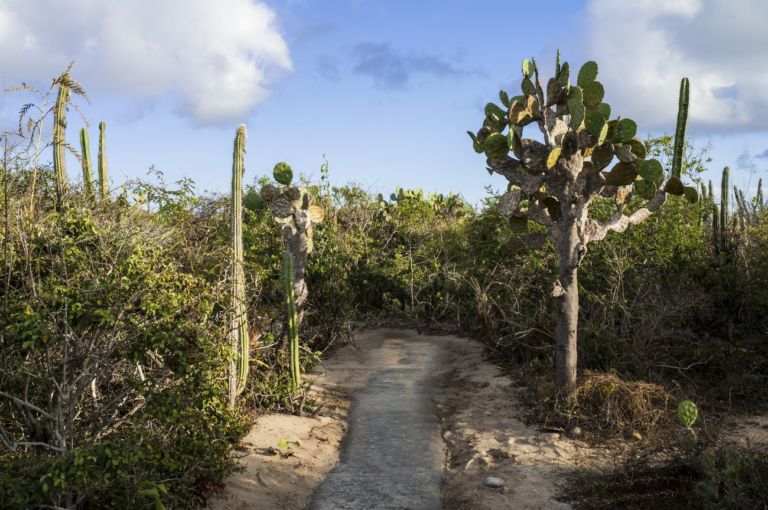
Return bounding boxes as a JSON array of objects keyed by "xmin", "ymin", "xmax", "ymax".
[{"xmin": 555, "ymin": 371, "xmax": 678, "ymax": 440}]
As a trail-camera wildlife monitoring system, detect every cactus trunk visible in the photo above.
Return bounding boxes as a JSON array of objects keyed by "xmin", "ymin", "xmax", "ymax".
[
  {"xmin": 282, "ymin": 254, "xmax": 300, "ymax": 391},
  {"xmin": 228, "ymin": 125, "xmax": 249, "ymax": 407},
  {"xmin": 53, "ymin": 73, "xmax": 70, "ymax": 210},
  {"xmin": 98, "ymin": 121, "xmax": 108, "ymax": 199},
  {"xmin": 79, "ymin": 128, "xmax": 94, "ymax": 197}
]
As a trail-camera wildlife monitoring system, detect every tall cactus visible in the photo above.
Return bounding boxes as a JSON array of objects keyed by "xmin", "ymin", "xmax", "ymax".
[
  {"xmin": 468, "ymin": 54, "xmax": 696, "ymax": 392},
  {"xmin": 712, "ymin": 203, "xmax": 721, "ymax": 252},
  {"xmin": 720, "ymin": 166, "xmax": 730, "ymax": 250},
  {"xmin": 758, "ymin": 178, "xmax": 764, "ymax": 210},
  {"xmin": 98, "ymin": 121, "xmax": 108, "ymax": 199},
  {"xmin": 282, "ymin": 254, "xmax": 300, "ymax": 391},
  {"xmin": 670, "ymin": 78, "xmax": 690, "ymax": 179},
  {"xmin": 228, "ymin": 124, "xmax": 249, "ymax": 407},
  {"xmin": 79, "ymin": 127, "xmax": 94, "ymax": 197},
  {"xmin": 52, "ymin": 72, "xmax": 70, "ymax": 210}
]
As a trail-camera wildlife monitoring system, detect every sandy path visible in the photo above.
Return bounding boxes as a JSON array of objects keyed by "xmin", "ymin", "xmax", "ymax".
[{"xmin": 209, "ymin": 329, "xmax": 590, "ymax": 509}]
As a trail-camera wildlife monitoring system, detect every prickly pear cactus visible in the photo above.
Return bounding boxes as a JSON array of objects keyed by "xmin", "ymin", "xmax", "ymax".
[
  {"xmin": 258, "ymin": 162, "xmax": 323, "ymax": 325},
  {"xmin": 677, "ymin": 400, "xmax": 698, "ymax": 427},
  {"xmin": 468, "ymin": 51, "xmax": 696, "ymax": 392}
]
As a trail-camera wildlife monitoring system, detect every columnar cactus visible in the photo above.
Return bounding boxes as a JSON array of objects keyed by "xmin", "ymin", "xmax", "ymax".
[
  {"xmin": 469, "ymin": 54, "xmax": 695, "ymax": 391},
  {"xmin": 53, "ymin": 71, "xmax": 70, "ymax": 210},
  {"xmin": 228, "ymin": 125, "xmax": 249, "ymax": 407},
  {"xmin": 98, "ymin": 121, "xmax": 108, "ymax": 199},
  {"xmin": 720, "ymin": 166, "xmax": 730, "ymax": 250},
  {"xmin": 79, "ymin": 127, "xmax": 94, "ymax": 197},
  {"xmin": 282, "ymin": 254, "xmax": 300, "ymax": 390}
]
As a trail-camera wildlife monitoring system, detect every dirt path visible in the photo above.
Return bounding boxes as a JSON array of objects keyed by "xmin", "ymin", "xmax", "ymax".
[
  {"xmin": 209, "ymin": 329, "xmax": 592, "ymax": 509},
  {"xmin": 309, "ymin": 335, "xmax": 445, "ymax": 509}
]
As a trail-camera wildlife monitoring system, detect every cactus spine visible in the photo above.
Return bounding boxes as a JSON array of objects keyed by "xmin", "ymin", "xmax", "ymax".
[
  {"xmin": 720, "ymin": 166, "xmax": 730, "ymax": 249},
  {"xmin": 53, "ymin": 72, "xmax": 70, "ymax": 209},
  {"xmin": 79, "ymin": 128, "xmax": 94, "ymax": 197},
  {"xmin": 228, "ymin": 125, "xmax": 249, "ymax": 406},
  {"xmin": 98, "ymin": 121, "xmax": 108, "ymax": 199},
  {"xmin": 671, "ymin": 78, "xmax": 689, "ymax": 179},
  {"xmin": 282, "ymin": 254, "xmax": 300, "ymax": 391}
]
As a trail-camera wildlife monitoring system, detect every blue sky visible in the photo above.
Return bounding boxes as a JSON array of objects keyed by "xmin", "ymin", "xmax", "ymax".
[{"xmin": 1, "ymin": 0, "xmax": 767, "ymax": 204}]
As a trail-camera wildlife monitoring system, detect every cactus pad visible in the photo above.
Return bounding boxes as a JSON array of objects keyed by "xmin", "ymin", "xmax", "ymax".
[
  {"xmin": 557, "ymin": 61, "xmax": 570, "ymax": 86},
  {"xmin": 569, "ymin": 103, "xmax": 585, "ymax": 129},
  {"xmin": 546, "ymin": 147, "xmax": 561, "ymax": 169},
  {"xmin": 485, "ymin": 102, "xmax": 506, "ymax": 120},
  {"xmin": 274, "ymin": 162, "xmax": 293, "ymax": 185},
  {"xmin": 677, "ymin": 400, "xmax": 698, "ymax": 427},
  {"xmin": 591, "ymin": 143, "xmax": 614, "ymax": 170},
  {"xmin": 638, "ymin": 159, "xmax": 663, "ymax": 184},
  {"xmin": 604, "ymin": 162, "xmax": 638, "ymax": 186},
  {"xmin": 612, "ymin": 118, "xmax": 637, "ymax": 143},
  {"xmin": 664, "ymin": 176, "xmax": 685, "ymax": 196},
  {"xmin": 634, "ymin": 178, "xmax": 657, "ymax": 200},
  {"xmin": 521, "ymin": 77, "xmax": 537, "ymax": 96},
  {"xmin": 585, "ymin": 111, "xmax": 607, "ymax": 139},
  {"xmin": 484, "ymin": 132, "xmax": 509, "ymax": 159},
  {"xmin": 596, "ymin": 102, "xmax": 611, "ymax": 120},
  {"xmin": 521, "ymin": 59, "xmax": 534, "ymax": 78},
  {"xmin": 499, "ymin": 90, "xmax": 510, "ymax": 107},
  {"xmin": 582, "ymin": 81, "xmax": 604, "ymax": 107},
  {"xmin": 683, "ymin": 186, "xmax": 699, "ymax": 204},
  {"xmin": 577, "ymin": 61, "xmax": 599, "ymax": 87}
]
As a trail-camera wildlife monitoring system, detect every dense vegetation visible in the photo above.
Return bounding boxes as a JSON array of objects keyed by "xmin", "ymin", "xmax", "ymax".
[{"xmin": 1, "ymin": 69, "xmax": 766, "ymax": 508}]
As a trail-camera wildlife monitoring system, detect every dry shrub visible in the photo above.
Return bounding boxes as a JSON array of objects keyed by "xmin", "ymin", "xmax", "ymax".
[{"xmin": 557, "ymin": 371, "xmax": 678, "ymax": 439}]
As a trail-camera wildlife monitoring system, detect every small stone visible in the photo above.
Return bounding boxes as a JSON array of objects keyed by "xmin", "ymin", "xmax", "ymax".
[
  {"xmin": 631, "ymin": 431, "xmax": 643, "ymax": 441},
  {"xmin": 570, "ymin": 427, "xmax": 582, "ymax": 437},
  {"xmin": 485, "ymin": 476, "xmax": 505, "ymax": 488}
]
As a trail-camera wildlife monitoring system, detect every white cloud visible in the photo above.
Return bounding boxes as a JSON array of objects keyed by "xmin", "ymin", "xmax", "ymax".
[
  {"xmin": 0, "ymin": 0, "xmax": 292, "ymax": 124},
  {"xmin": 586, "ymin": 0, "xmax": 768, "ymax": 132}
]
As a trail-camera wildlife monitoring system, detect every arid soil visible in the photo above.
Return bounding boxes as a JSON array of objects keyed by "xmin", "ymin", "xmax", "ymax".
[{"xmin": 209, "ymin": 329, "xmax": 600, "ymax": 509}]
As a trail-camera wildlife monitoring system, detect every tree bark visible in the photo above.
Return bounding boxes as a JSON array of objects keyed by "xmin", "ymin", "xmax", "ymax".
[{"xmin": 553, "ymin": 215, "xmax": 580, "ymax": 392}]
